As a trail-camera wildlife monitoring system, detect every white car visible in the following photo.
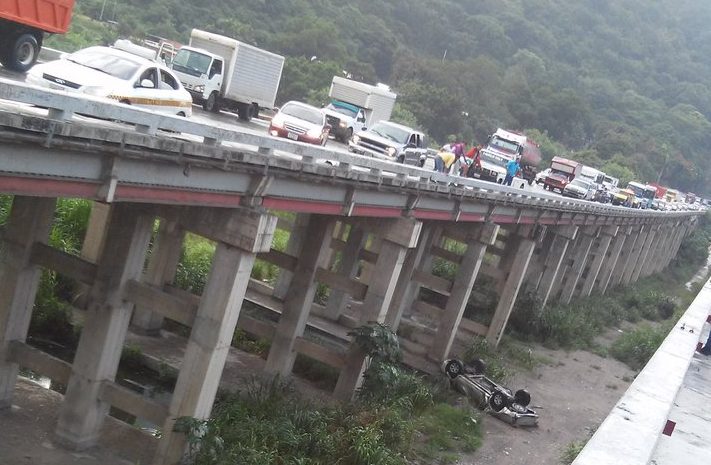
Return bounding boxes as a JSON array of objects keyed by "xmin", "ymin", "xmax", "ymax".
[
  {"xmin": 268, "ymin": 101, "xmax": 330, "ymax": 146},
  {"xmin": 27, "ymin": 46, "xmax": 192, "ymax": 117}
]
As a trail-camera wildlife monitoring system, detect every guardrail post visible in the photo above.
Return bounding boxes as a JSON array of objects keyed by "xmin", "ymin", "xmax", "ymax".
[
  {"xmin": 0, "ymin": 196, "xmax": 56, "ymax": 409},
  {"xmin": 56, "ymin": 204, "xmax": 153, "ymax": 450}
]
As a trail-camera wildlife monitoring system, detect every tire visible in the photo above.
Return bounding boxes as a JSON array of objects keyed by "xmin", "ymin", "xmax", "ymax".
[
  {"xmin": 237, "ymin": 102, "xmax": 253, "ymax": 121},
  {"xmin": 203, "ymin": 92, "xmax": 219, "ymax": 113},
  {"xmin": 489, "ymin": 389, "xmax": 509, "ymax": 412},
  {"xmin": 396, "ymin": 154, "xmax": 405, "ymax": 164},
  {"xmin": 340, "ymin": 127, "xmax": 353, "ymax": 143},
  {"xmin": 251, "ymin": 102, "xmax": 260, "ymax": 119},
  {"xmin": 444, "ymin": 360, "xmax": 464, "ymax": 379},
  {"xmin": 514, "ymin": 389, "xmax": 531, "ymax": 407},
  {"xmin": 4, "ymin": 33, "xmax": 40, "ymax": 72}
]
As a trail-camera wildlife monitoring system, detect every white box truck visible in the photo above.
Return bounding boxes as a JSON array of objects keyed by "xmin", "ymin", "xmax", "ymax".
[
  {"xmin": 170, "ymin": 29, "xmax": 285, "ymax": 121},
  {"xmin": 323, "ymin": 76, "xmax": 396, "ymax": 142}
]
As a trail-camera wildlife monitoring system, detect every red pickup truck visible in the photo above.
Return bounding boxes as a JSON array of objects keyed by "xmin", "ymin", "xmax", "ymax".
[{"xmin": 0, "ymin": 0, "xmax": 75, "ymax": 72}]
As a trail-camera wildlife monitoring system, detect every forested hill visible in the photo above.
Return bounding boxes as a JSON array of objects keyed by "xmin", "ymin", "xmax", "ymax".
[{"xmin": 62, "ymin": 0, "xmax": 711, "ymax": 194}]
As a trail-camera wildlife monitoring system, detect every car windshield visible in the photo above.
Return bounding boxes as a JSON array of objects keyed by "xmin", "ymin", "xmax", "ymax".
[
  {"xmin": 172, "ymin": 49, "xmax": 212, "ymax": 77},
  {"xmin": 480, "ymin": 150, "xmax": 508, "ymax": 167},
  {"xmin": 281, "ymin": 103, "xmax": 323, "ymax": 125},
  {"xmin": 369, "ymin": 123, "xmax": 410, "ymax": 144},
  {"xmin": 570, "ymin": 179, "xmax": 591, "ymax": 189},
  {"xmin": 489, "ymin": 136, "xmax": 520, "ymax": 154},
  {"xmin": 66, "ymin": 48, "xmax": 141, "ymax": 80},
  {"xmin": 326, "ymin": 102, "xmax": 357, "ymax": 118}
]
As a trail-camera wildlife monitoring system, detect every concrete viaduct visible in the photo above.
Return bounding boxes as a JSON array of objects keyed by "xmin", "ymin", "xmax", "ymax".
[{"xmin": 0, "ymin": 80, "xmax": 701, "ymax": 464}]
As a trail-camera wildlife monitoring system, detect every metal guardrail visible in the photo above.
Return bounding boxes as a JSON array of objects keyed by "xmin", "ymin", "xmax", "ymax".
[{"xmin": 0, "ymin": 77, "xmax": 701, "ymax": 220}]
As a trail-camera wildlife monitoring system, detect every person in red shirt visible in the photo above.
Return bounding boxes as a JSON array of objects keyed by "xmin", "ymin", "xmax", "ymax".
[{"xmin": 465, "ymin": 144, "xmax": 482, "ymax": 177}]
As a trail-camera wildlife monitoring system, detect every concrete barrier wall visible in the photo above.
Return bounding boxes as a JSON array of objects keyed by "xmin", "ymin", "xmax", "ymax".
[{"xmin": 572, "ymin": 277, "xmax": 711, "ymax": 465}]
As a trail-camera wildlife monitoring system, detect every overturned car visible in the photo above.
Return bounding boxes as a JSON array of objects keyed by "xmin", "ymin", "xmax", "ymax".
[{"xmin": 443, "ymin": 358, "xmax": 539, "ymax": 427}]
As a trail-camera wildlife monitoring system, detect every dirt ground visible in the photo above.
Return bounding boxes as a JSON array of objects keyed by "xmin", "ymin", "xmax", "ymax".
[{"xmin": 0, "ymin": 327, "xmax": 636, "ymax": 465}]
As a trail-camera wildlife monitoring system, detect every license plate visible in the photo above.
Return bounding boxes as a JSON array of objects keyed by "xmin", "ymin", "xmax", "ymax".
[{"xmin": 287, "ymin": 132, "xmax": 299, "ymax": 140}]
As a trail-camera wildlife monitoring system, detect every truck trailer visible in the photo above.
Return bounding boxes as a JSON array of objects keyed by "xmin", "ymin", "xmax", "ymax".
[
  {"xmin": 0, "ymin": 0, "xmax": 74, "ymax": 71},
  {"xmin": 322, "ymin": 77, "xmax": 397, "ymax": 142},
  {"xmin": 170, "ymin": 29, "xmax": 285, "ymax": 121}
]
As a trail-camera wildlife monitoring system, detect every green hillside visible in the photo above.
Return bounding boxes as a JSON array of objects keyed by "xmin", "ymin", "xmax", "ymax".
[{"xmin": 56, "ymin": 0, "xmax": 711, "ymax": 194}]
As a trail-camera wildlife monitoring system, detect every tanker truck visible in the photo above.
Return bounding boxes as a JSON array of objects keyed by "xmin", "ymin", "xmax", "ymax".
[
  {"xmin": 475, "ymin": 129, "xmax": 541, "ymax": 185},
  {"xmin": 0, "ymin": 0, "xmax": 75, "ymax": 71}
]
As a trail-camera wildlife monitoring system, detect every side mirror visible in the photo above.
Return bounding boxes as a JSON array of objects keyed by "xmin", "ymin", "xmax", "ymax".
[{"xmin": 140, "ymin": 79, "xmax": 155, "ymax": 88}]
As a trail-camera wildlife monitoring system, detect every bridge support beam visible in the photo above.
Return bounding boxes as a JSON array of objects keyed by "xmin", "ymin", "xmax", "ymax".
[
  {"xmin": 580, "ymin": 226, "xmax": 618, "ymax": 297},
  {"xmin": 264, "ymin": 215, "xmax": 335, "ymax": 377},
  {"xmin": 621, "ymin": 225, "xmax": 648, "ymax": 285},
  {"xmin": 334, "ymin": 218, "xmax": 422, "ymax": 401},
  {"xmin": 641, "ymin": 225, "xmax": 666, "ymax": 278},
  {"xmin": 0, "ymin": 196, "xmax": 56, "ymax": 409},
  {"xmin": 430, "ymin": 222, "xmax": 499, "ymax": 362},
  {"xmin": 536, "ymin": 225, "xmax": 578, "ymax": 308},
  {"xmin": 559, "ymin": 227, "xmax": 598, "ymax": 304},
  {"xmin": 273, "ymin": 213, "xmax": 311, "ymax": 300},
  {"xmin": 75, "ymin": 201, "xmax": 111, "ymax": 307},
  {"xmin": 597, "ymin": 226, "xmax": 631, "ymax": 294},
  {"xmin": 56, "ymin": 204, "xmax": 154, "ymax": 450},
  {"xmin": 154, "ymin": 208, "xmax": 276, "ymax": 465},
  {"xmin": 631, "ymin": 225, "xmax": 658, "ymax": 282},
  {"xmin": 323, "ymin": 225, "xmax": 367, "ymax": 321},
  {"xmin": 131, "ymin": 219, "xmax": 185, "ymax": 335},
  {"xmin": 486, "ymin": 227, "xmax": 537, "ymax": 346}
]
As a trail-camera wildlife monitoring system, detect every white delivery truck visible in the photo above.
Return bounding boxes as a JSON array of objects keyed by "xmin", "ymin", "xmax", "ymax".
[
  {"xmin": 170, "ymin": 29, "xmax": 285, "ymax": 121},
  {"xmin": 322, "ymin": 76, "xmax": 396, "ymax": 142}
]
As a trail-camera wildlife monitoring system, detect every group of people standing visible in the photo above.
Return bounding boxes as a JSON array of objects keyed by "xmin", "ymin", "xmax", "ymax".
[{"xmin": 433, "ymin": 141, "xmax": 482, "ymax": 177}]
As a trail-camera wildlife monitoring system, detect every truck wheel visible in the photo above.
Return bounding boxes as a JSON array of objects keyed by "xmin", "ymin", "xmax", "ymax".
[
  {"xmin": 237, "ymin": 102, "xmax": 253, "ymax": 121},
  {"xmin": 251, "ymin": 103, "xmax": 260, "ymax": 119},
  {"xmin": 203, "ymin": 92, "xmax": 220, "ymax": 113},
  {"xmin": 444, "ymin": 359, "xmax": 464, "ymax": 379},
  {"xmin": 489, "ymin": 389, "xmax": 509, "ymax": 412},
  {"xmin": 4, "ymin": 34, "xmax": 40, "ymax": 72},
  {"xmin": 340, "ymin": 128, "xmax": 353, "ymax": 143}
]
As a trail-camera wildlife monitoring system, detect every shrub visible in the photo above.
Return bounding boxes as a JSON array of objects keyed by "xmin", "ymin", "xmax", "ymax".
[
  {"xmin": 174, "ymin": 234, "xmax": 215, "ymax": 294},
  {"xmin": 609, "ymin": 324, "xmax": 666, "ymax": 370}
]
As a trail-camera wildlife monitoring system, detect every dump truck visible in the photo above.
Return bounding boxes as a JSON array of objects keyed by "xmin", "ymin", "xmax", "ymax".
[
  {"xmin": 170, "ymin": 29, "xmax": 285, "ymax": 121},
  {"xmin": 543, "ymin": 156, "xmax": 582, "ymax": 192},
  {"xmin": 474, "ymin": 129, "xmax": 541, "ymax": 184},
  {"xmin": 322, "ymin": 77, "xmax": 397, "ymax": 143},
  {"xmin": 0, "ymin": 0, "xmax": 75, "ymax": 71}
]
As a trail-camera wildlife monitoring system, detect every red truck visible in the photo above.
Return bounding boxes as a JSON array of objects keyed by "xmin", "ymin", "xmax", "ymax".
[
  {"xmin": 543, "ymin": 156, "xmax": 582, "ymax": 192},
  {"xmin": 0, "ymin": 0, "xmax": 75, "ymax": 72}
]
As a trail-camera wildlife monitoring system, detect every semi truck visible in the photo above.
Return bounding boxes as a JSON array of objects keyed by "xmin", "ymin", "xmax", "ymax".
[
  {"xmin": 0, "ymin": 0, "xmax": 74, "ymax": 72},
  {"xmin": 170, "ymin": 29, "xmax": 285, "ymax": 121},
  {"xmin": 474, "ymin": 129, "xmax": 541, "ymax": 184},
  {"xmin": 322, "ymin": 77, "xmax": 397, "ymax": 143}
]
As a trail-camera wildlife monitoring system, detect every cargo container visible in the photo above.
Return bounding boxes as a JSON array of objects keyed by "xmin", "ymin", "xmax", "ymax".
[
  {"xmin": 0, "ymin": 0, "xmax": 74, "ymax": 71},
  {"xmin": 170, "ymin": 29, "xmax": 285, "ymax": 121}
]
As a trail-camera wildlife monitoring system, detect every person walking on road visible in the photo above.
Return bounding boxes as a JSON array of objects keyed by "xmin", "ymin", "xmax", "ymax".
[{"xmin": 504, "ymin": 156, "xmax": 521, "ymax": 186}]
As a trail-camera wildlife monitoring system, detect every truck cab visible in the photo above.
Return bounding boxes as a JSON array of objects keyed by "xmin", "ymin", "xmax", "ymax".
[
  {"xmin": 348, "ymin": 121, "xmax": 428, "ymax": 166},
  {"xmin": 171, "ymin": 46, "xmax": 223, "ymax": 107},
  {"xmin": 475, "ymin": 129, "xmax": 528, "ymax": 184},
  {"xmin": 543, "ymin": 156, "xmax": 582, "ymax": 192},
  {"xmin": 323, "ymin": 100, "xmax": 368, "ymax": 142}
]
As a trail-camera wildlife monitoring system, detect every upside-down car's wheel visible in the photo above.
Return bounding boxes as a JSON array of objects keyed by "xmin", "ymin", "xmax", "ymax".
[
  {"xmin": 444, "ymin": 359, "xmax": 464, "ymax": 379},
  {"xmin": 514, "ymin": 389, "xmax": 531, "ymax": 407},
  {"xmin": 489, "ymin": 389, "xmax": 509, "ymax": 412}
]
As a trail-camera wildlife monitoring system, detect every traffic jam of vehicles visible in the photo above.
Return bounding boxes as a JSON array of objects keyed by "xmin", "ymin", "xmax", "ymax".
[{"xmin": 1, "ymin": 0, "xmax": 706, "ymax": 212}]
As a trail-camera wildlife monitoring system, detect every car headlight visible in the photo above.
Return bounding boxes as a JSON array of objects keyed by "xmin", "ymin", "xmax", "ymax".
[
  {"xmin": 82, "ymin": 86, "xmax": 109, "ymax": 97},
  {"xmin": 194, "ymin": 85, "xmax": 205, "ymax": 93},
  {"xmin": 351, "ymin": 135, "xmax": 360, "ymax": 144},
  {"xmin": 339, "ymin": 121, "xmax": 347, "ymax": 128},
  {"xmin": 271, "ymin": 114, "xmax": 285, "ymax": 128},
  {"xmin": 386, "ymin": 147, "xmax": 397, "ymax": 157}
]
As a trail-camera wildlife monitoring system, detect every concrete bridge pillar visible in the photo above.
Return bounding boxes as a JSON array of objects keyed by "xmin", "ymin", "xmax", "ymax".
[
  {"xmin": 131, "ymin": 219, "xmax": 185, "ymax": 335},
  {"xmin": 0, "ymin": 196, "xmax": 56, "ymax": 409},
  {"xmin": 536, "ymin": 225, "xmax": 578, "ymax": 308},
  {"xmin": 264, "ymin": 215, "xmax": 336, "ymax": 377},
  {"xmin": 621, "ymin": 224, "xmax": 649, "ymax": 285},
  {"xmin": 323, "ymin": 225, "xmax": 367, "ymax": 321},
  {"xmin": 56, "ymin": 204, "xmax": 154, "ymax": 450},
  {"xmin": 559, "ymin": 226, "xmax": 598, "ymax": 304},
  {"xmin": 155, "ymin": 208, "xmax": 276, "ymax": 465},
  {"xmin": 630, "ymin": 225, "xmax": 659, "ymax": 282},
  {"xmin": 272, "ymin": 213, "xmax": 311, "ymax": 300},
  {"xmin": 641, "ymin": 224, "xmax": 667, "ymax": 277},
  {"xmin": 74, "ymin": 201, "xmax": 111, "ymax": 307},
  {"xmin": 486, "ymin": 226, "xmax": 538, "ymax": 346},
  {"xmin": 580, "ymin": 225, "xmax": 619, "ymax": 297},
  {"xmin": 333, "ymin": 218, "xmax": 422, "ymax": 401},
  {"xmin": 663, "ymin": 223, "xmax": 688, "ymax": 269},
  {"xmin": 655, "ymin": 223, "xmax": 680, "ymax": 273},
  {"xmin": 430, "ymin": 222, "xmax": 499, "ymax": 362},
  {"xmin": 597, "ymin": 226, "xmax": 631, "ymax": 294}
]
